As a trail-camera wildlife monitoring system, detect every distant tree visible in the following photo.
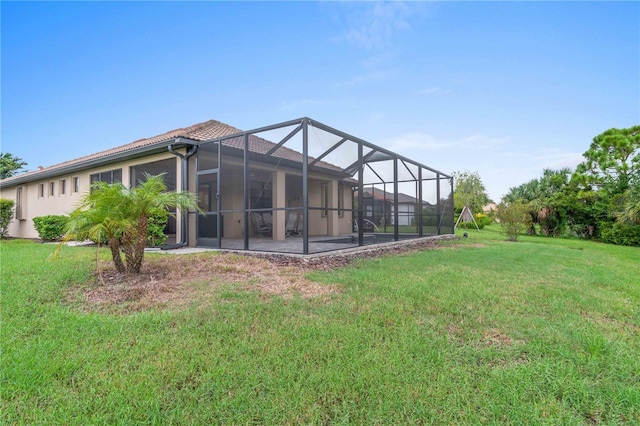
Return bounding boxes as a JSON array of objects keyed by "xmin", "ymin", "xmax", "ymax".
[
  {"xmin": 495, "ymin": 201, "xmax": 528, "ymax": 242},
  {"xmin": 453, "ymin": 171, "xmax": 490, "ymax": 214},
  {"xmin": 504, "ymin": 168, "xmax": 572, "ymax": 236},
  {"xmin": 576, "ymin": 125, "xmax": 640, "ymax": 194},
  {"xmin": 617, "ymin": 183, "xmax": 640, "ymax": 225},
  {"xmin": 0, "ymin": 199, "xmax": 14, "ymax": 239},
  {"xmin": 0, "ymin": 153, "xmax": 28, "ymax": 180}
]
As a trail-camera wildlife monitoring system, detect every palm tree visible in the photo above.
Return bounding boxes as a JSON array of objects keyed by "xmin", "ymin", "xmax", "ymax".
[
  {"xmin": 65, "ymin": 174, "xmax": 200, "ymax": 274},
  {"xmin": 618, "ymin": 185, "xmax": 640, "ymax": 225},
  {"xmin": 503, "ymin": 168, "xmax": 572, "ymax": 236}
]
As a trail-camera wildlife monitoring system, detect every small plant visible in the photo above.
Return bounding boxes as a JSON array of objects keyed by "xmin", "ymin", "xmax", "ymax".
[
  {"xmin": 475, "ymin": 213, "xmax": 492, "ymax": 228},
  {"xmin": 33, "ymin": 215, "xmax": 68, "ymax": 241},
  {"xmin": 0, "ymin": 198, "xmax": 14, "ymax": 238},
  {"xmin": 496, "ymin": 201, "xmax": 528, "ymax": 241},
  {"xmin": 146, "ymin": 211, "xmax": 168, "ymax": 247}
]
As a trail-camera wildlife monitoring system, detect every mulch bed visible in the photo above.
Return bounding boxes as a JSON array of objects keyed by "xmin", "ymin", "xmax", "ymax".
[{"xmin": 70, "ymin": 235, "xmax": 456, "ymax": 314}]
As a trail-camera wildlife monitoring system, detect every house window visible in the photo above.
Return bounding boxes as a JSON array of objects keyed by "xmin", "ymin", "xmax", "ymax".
[
  {"xmin": 39, "ymin": 184, "xmax": 45, "ymax": 198},
  {"xmin": 15, "ymin": 186, "xmax": 25, "ymax": 220},
  {"xmin": 60, "ymin": 179, "xmax": 66, "ymax": 195},
  {"xmin": 130, "ymin": 159, "xmax": 178, "ymax": 236},
  {"xmin": 321, "ymin": 183, "xmax": 328, "ymax": 217},
  {"xmin": 130, "ymin": 158, "xmax": 176, "ymax": 190},
  {"xmin": 338, "ymin": 184, "xmax": 344, "ymax": 218},
  {"xmin": 49, "ymin": 182, "xmax": 55, "ymax": 196},
  {"xmin": 90, "ymin": 169, "xmax": 122, "ymax": 185},
  {"xmin": 73, "ymin": 177, "xmax": 79, "ymax": 193}
]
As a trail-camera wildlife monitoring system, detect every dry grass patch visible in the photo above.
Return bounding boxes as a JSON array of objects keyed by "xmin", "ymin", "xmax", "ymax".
[{"xmin": 71, "ymin": 252, "xmax": 339, "ymax": 314}]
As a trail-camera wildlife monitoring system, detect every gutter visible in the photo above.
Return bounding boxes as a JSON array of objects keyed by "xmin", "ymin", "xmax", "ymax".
[
  {"xmin": 163, "ymin": 138, "xmax": 198, "ymax": 249},
  {"xmin": 0, "ymin": 138, "xmax": 200, "ymax": 188}
]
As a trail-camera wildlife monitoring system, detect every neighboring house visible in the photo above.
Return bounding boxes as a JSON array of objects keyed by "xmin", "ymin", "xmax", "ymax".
[
  {"xmin": 359, "ymin": 188, "xmax": 436, "ymax": 227},
  {"xmin": 0, "ymin": 117, "xmax": 454, "ymax": 254},
  {"xmin": 483, "ymin": 203, "xmax": 497, "ymax": 214}
]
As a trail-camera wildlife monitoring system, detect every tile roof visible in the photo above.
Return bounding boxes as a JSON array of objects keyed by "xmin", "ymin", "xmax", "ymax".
[
  {"xmin": 0, "ymin": 119, "xmax": 344, "ymax": 186},
  {"xmin": 1, "ymin": 120, "xmax": 243, "ymax": 185}
]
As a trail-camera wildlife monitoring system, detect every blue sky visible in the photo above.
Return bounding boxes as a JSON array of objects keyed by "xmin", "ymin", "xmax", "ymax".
[{"xmin": 2, "ymin": 1, "xmax": 638, "ymax": 200}]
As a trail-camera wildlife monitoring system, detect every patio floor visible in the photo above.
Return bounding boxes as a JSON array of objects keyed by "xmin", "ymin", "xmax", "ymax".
[{"xmin": 149, "ymin": 233, "xmax": 451, "ymax": 257}]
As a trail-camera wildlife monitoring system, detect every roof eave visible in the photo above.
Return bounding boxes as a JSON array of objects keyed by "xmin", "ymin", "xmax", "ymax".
[{"xmin": 0, "ymin": 138, "xmax": 195, "ymax": 188}]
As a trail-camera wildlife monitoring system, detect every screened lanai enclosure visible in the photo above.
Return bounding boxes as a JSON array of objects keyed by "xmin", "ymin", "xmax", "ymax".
[{"xmin": 191, "ymin": 117, "xmax": 453, "ymax": 254}]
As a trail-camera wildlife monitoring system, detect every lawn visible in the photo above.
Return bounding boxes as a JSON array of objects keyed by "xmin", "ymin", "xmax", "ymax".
[{"xmin": 1, "ymin": 226, "xmax": 639, "ymax": 424}]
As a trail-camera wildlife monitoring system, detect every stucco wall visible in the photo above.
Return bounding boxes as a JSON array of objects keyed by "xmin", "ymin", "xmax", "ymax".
[
  {"xmin": 1, "ymin": 150, "xmax": 354, "ymax": 243},
  {"xmin": 0, "ymin": 152, "xmax": 181, "ymax": 239}
]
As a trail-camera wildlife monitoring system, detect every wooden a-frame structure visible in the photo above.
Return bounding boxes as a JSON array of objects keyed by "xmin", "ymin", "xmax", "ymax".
[{"xmin": 454, "ymin": 205, "xmax": 480, "ymax": 231}]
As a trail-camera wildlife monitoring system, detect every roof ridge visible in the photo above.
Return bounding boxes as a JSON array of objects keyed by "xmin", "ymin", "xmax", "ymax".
[{"xmin": 0, "ymin": 119, "xmax": 241, "ymax": 184}]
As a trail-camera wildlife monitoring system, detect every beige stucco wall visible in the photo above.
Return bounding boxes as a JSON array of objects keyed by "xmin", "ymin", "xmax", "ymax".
[
  {"xmin": 0, "ymin": 152, "xmax": 182, "ymax": 240},
  {"xmin": 1, "ymin": 149, "xmax": 354, "ymax": 244}
]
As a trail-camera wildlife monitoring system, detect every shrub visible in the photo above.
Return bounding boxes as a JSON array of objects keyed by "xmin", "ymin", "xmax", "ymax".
[
  {"xmin": 146, "ymin": 212, "xmax": 168, "ymax": 247},
  {"xmin": 599, "ymin": 222, "xmax": 640, "ymax": 247},
  {"xmin": 0, "ymin": 198, "xmax": 14, "ymax": 239},
  {"xmin": 475, "ymin": 213, "xmax": 493, "ymax": 228},
  {"xmin": 33, "ymin": 215, "xmax": 68, "ymax": 241},
  {"xmin": 496, "ymin": 201, "xmax": 528, "ymax": 241},
  {"xmin": 459, "ymin": 219, "xmax": 484, "ymax": 230}
]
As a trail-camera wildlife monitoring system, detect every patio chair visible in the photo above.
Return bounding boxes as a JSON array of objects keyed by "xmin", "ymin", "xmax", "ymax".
[
  {"xmin": 285, "ymin": 211, "xmax": 299, "ymax": 237},
  {"xmin": 251, "ymin": 212, "xmax": 272, "ymax": 237},
  {"xmin": 295, "ymin": 213, "xmax": 303, "ymax": 236}
]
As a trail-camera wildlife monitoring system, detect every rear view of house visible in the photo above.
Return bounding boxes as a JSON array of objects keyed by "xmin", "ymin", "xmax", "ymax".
[{"xmin": 0, "ymin": 117, "xmax": 454, "ymax": 254}]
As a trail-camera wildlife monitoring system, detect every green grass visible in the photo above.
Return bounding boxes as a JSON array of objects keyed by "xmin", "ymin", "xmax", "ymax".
[{"xmin": 2, "ymin": 227, "xmax": 639, "ymax": 424}]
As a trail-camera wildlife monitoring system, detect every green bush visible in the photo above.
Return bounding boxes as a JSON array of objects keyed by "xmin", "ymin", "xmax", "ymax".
[
  {"xmin": 146, "ymin": 212, "xmax": 168, "ymax": 247},
  {"xmin": 496, "ymin": 201, "xmax": 528, "ymax": 241},
  {"xmin": 475, "ymin": 213, "xmax": 493, "ymax": 228},
  {"xmin": 0, "ymin": 198, "xmax": 14, "ymax": 239},
  {"xmin": 458, "ymin": 219, "xmax": 484, "ymax": 230},
  {"xmin": 32, "ymin": 215, "xmax": 68, "ymax": 241},
  {"xmin": 599, "ymin": 222, "xmax": 640, "ymax": 247}
]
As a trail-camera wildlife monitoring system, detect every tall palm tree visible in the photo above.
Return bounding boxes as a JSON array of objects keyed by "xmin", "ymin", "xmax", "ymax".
[
  {"xmin": 65, "ymin": 174, "xmax": 200, "ymax": 274},
  {"xmin": 618, "ymin": 185, "xmax": 640, "ymax": 225}
]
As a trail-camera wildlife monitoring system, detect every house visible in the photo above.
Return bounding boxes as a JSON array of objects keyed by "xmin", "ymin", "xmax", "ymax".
[
  {"xmin": 0, "ymin": 117, "xmax": 454, "ymax": 254},
  {"xmin": 358, "ymin": 188, "xmax": 437, "ymax": 228}
]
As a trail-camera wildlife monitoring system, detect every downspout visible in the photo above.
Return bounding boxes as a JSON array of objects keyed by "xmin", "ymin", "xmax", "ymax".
[{"xmin": 164, "ymin": 140, "xmax": 198, "ymax": 249}]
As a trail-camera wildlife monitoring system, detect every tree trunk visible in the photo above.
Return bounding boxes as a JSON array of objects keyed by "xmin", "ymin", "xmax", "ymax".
[
  {"xmin": 108, "ymin": 237, "xmax": 126, "ymax": 273},
  {"xmin": 121, "ymin": 232, "xmax": 136, "ymax": 273},
  {"xmin": 129, "ymin": 216, "xmax": 148, "ymax": 274}
]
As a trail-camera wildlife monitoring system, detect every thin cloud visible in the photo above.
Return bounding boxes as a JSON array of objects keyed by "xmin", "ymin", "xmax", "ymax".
[
  {"xmin": 387, "ymin": 132, "xmax": 455, "ymax": 151},
  {"xmin": 335, "ymin": 70, "xmax": 392, "ymax": 88},
  {"xmin": 330, "ymin": 1, "xmax": 428, "ymax": 52},
  {"xmin": 386, "ymin": 132, "xmax": 511, "ymax": 153},
  {"xmin": 276, "ymin": 99, "xmax": 322, "ymax": 112},
  {"xmin": 417, "ymin": 87, "xmax": 441, "ymax": 95},
  {"xmin": 464, "ymin": 134, "xmax": 511, "ymax": 146},
  {"xmin": 532, "ymin": 149, "xmax": 584, "ymax": 169}
]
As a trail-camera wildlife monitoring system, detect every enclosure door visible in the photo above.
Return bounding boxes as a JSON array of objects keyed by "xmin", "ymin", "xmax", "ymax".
[{"xmin": 196, "ymin": 171, "xmax": 221, "ymax": 247}]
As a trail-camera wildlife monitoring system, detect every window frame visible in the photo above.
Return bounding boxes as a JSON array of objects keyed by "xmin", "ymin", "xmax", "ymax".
[
  {"xmin": 90, "ymin": 169, "xmax": 122, "ymax": 185},
  {"xmin": 15, "ymin": 186, "xmax": 25, "ymax": 220}
]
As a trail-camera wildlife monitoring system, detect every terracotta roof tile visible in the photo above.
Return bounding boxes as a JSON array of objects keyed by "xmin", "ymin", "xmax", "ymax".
[
  {"xmin": 0, "ymin": 119, "xmax": 344, "ymax": 185},
  {"xmin": 0, "ymin": 120, "xmax": 242, "ymax": 184}
]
